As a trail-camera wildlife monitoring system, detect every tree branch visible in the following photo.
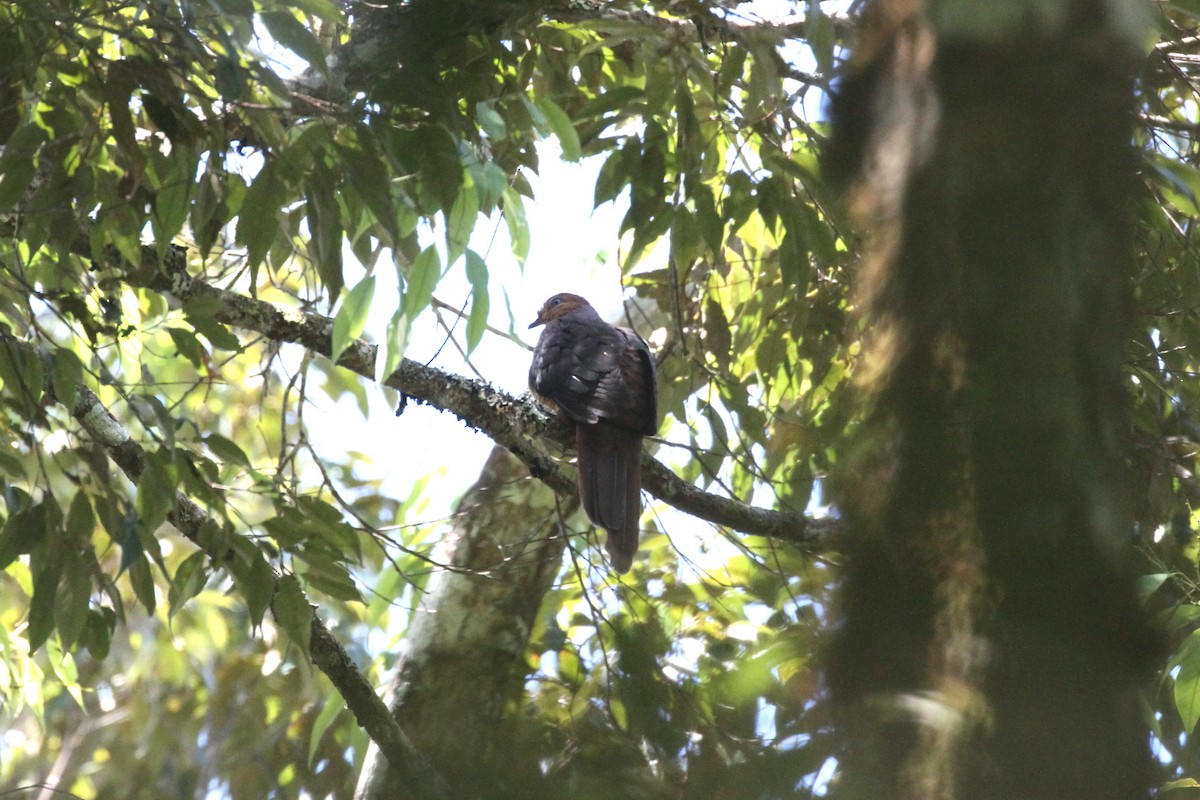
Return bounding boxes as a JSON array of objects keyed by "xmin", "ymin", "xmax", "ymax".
[
  {"xmin": 123, "ymin": 259, "xmax": 837, "ymax": 549},
  {"xmin": 546, "ymin": 2, "xmax": 852, "ymax": 43},
  {"xmin": 38, "ymin": 365, "xmax": 453, "ymax": 800}
]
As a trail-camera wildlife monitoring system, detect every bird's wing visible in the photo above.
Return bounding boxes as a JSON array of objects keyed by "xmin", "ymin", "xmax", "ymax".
[
  {"xmin": 615, "ymin": 326, "xmax": 657, "ymax": 436},
  {"xmin": 531, "ymin": 314, "xmax": 628, "ymax": 425}
]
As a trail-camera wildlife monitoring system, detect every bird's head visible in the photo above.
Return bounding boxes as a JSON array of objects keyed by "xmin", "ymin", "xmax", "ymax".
[{"xmin": 529, "ymin": 293, "xmax": 591, "ymax": 328}]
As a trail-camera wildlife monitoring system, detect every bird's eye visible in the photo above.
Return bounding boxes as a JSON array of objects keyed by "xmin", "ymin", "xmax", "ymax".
[{"xmin": 550, "ymin": 297, "xmax": 563, "ymax": 307}]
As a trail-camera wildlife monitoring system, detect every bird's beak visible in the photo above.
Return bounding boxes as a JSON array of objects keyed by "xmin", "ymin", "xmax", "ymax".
[{"xmin": 528, "ymin": 313, "xmax": 544, "ymax": 329}]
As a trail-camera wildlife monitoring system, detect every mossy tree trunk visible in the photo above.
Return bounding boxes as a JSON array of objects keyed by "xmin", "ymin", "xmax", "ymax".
[
  {"xmin": 355, "ymin": 447, "xmax": 565, "ymax": 800},
  {"xmin": 829, "ymin": 2, "xmax": 1160, "ymax": 798}
]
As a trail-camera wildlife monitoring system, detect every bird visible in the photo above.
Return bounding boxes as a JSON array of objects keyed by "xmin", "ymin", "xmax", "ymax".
[{"xmin": 528, "ymin": 293, "xmax": 657, "ymax": 573}]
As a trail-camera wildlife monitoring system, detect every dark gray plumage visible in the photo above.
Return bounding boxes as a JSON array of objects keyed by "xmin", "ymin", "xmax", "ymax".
[{"xmin": 528, "ymin": 293, "xmax": 657, "ymax": 573}]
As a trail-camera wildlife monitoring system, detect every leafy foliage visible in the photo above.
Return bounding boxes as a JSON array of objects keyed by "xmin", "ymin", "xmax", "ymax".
[{"xmin": 0, "ymin": 0, "xmax": 1198, "ymax": 797}]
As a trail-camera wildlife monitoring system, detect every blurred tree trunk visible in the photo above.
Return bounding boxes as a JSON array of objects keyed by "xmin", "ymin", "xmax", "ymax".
[
  {"xmin": 355, "ymin": 299, "xmax": 665, "ymax": 799},
  {"xmin": 828, "ymin": 2, "xmax": 1160, "ymax": 799},
  {"xmin": 354, "ymin": 447, "xmax": 566, "ymax": 800}
]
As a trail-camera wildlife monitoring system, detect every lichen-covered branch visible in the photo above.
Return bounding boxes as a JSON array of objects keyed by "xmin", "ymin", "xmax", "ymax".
[{"xmin": 122, "ymin": 260, "xmax": 835, "ymax": 550}]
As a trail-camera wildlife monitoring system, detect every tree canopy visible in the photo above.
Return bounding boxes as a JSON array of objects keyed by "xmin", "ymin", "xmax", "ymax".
[{"xmin": 1, "ymin": 0, "xmax": 1200, "ymax": 798}]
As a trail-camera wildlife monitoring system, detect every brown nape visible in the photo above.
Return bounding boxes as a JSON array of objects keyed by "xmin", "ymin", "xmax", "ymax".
[{"xmin": 529, "ymin": 293, "xmax": 591, "ymax": 328}]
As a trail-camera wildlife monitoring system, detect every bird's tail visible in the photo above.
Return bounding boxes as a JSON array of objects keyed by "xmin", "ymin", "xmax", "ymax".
[{"xmin": 575, "ymin": 422, "xmax": 642, "ymax": 573}]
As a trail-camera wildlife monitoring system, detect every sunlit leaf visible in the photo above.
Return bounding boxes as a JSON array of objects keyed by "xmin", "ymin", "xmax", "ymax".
[
  {"xmin": 230, "ymin": 546, "xmax": 275, "ymax": 629},
  {"xmin": 537, "ymin": 97, "xmax": 581, "ymax": 162},
  {"xmin": 403, "ymin": 246, "xmax": 440, "ymax": 318},
  {"xmin": 204, "ymin": 433, "xmax": 251, "ymax": 468},
  {"xmin": 236, "ymin": 160, "xmax": 286, "ymax": 272},
  {"xmin": 465, "ymin": 250, "xmax": 490, "ymax": 354},
  {"xmin": 28, "ymin": 540, "xmax": 63, "ymax": 653},
  {"xmin": 331, "ymin": 275, "xmax": 376, "ymax": 365},
  {"xmin": 168, "ymin": 550, "xmax": 210, "ymax": 618},
  {"xmin": 309, "ymin": 697, "xmax": 344, "ymax": 766},
  {"xmin": 381, "ymin": 308, "xmax": 410, "ymax": 381},
  {"xmin": 475, "ymin": 101, "xmax": 507, "ymax": 140},
  {"xmin": 447, "ymin": 183, "xmax": 479, "ymax": 267},
  {"xmin": 1177, "ymin": 634, "xmax": 1200, "ymax": 732},
  {"xmin": 49, "ymin": 347, "xmax": 83, "ymax": 408},
  {"xmin": 259, "ymin": 10, "xmax": 327, "ymax": 70},
  {"xmin": 502, "ymin": 187, "xmax": 529, "ymax": 264}
]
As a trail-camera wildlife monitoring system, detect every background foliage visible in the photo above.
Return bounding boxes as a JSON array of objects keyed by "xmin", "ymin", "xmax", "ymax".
[{"xmin": 1, "ymin": 0, "xmax": 1200, "ymax": 797}]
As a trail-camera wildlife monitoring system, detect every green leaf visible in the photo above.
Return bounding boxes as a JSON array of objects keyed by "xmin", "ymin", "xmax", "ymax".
[
  {"xmin": 670, "ymin": 205, "xmax": 700, "ymax": 265},
  {"xmin": 98, "ymin": 203, "xmax": 145, "ymax": 268},
  {"xmin": 45, "ymin": 638, "xmax": 84, "ymax": 709},
  {"xmin": 446, "ymin": 184, "xmax": 479, "ymax": 267},
  {"xmin": 57, "ymin": 552, "xmax": 92, "ymax": 648},
  {"xmin": 331, "ymin": 275, "xmax": 375, "ymax": 365},
  {"xmin": 50, "ymin": 347, "xmax": 83, "ymax": 408},
  {"xmin": 1150, "ymin": 154, "xmax": 1200, "ymax": 217},
  {"xmin": 522, "ymin": 94, "xmax": 548, "ymax": 131},
  {"xmin": 259, "ymin": 10, "xmax": 327, "ymax": 70},
  {"xmin": 1160, "ymin": 778, "xmax": 1200, "ymax": 799},
  {"xmin": 302, "ymin": 558, "xmax": 362, "ymax": 603},
  {"xmin": 129, "ymin": 555, "xmax": 156, "ymax": 614},
  {"xmin": 0, "ymin": 337, "xmax": 44, "ymax": 409},
  {"xmin": 577, "ymin": 86, "xmax": 644, "ymax": 120},
  {"xmin": 502, "ymin": 187, "xmax": 530, "ymax": 264},
  {"xmin": 409, "ymin": 125, "xmax": 463, "ymax": 213},
  {"xmin": 236, "ymin": 160, "xmax": 285, "ymax": 272},
  {"xmin": 475, "ymin": 101, "xmax": 507, "ymax": 140},
  {"xmin": 273, "ymin": 573, "xmax": 312, "ymax": 656},
  {"xmin": 154, "ymin": 175, "xmax": 192, "ymax": 244},
  {"xmin": 184, "ymin": 303, "xmax": 242, "ymax": 351},
  {"xmin": 210, "ymin": 0, "xmax": 254, "ymax": 15},
  {"xmin": 339, "ymin": 127, "xmax": 398, "ymax": 242},
  {"xmin": 465, "ymin": 250, "xmax": 490, "ymax": 354},
  {"xmin": 290, "ymin": 0, "xmax": 344, "ymax": 24},
  {"xmin": 309, "ymin": 696, "xmax": 344, "ymax": 766},
  {"xmin": 136, "ymin": 450, "xmax": 177, "ymax": 532},
  {"xmin": 367, "ymin": 563, "xmax": 402, "ymax": 629},
  {"xmin": 306, "ymin": 164, "xmax": 345, "ymax": 303},
  {"xmin": 193, "ymin": 167, "xmax": 225, "ymax": 254},
  {"xmin": 0, "ymin": 504, "xmax": 46, "ymax": 570},
  {"xmin": 66, "ymin": 491, "xmax": 94, "ymax": 541},
  {"xmin": 1177, "ymin": 638, "xmax": 1200, "ymax": 732},
  {"xmin": 537, "ymin": 97, "xmax": 581, "ymax": 162},
  {"xmin": 214, "ymin": 55, "xmax": 248, "ymax": 100},
  {"xmin": 380, "ymin": 309, "xmax": 409, "ymax": 382},
  {"xmin": 28, "ymin": 548, "xmax": 63, "ymax": 653},
  {"xmin": 594, "ymin": 148, "xmax": 628, "ymax": 206},
  {"xmin": 84, "ymin": 608, "xmax": 116, "ymax": 660},
  {"xmin": 694, "ymin": 185, "xmax": 724, "ymax": 255},
  {"xmin": 470, "ymin": 161, "xmax": 508, "ymax": 209},
  {"xmin": 230, "ymin": 546, "xmax": 275, "ymax": 629},
  {"xmin": 0, "ymin": 448, "xmax": 24, "ymax": 479},
  {"xmin": 167, "ymin": 327, "xmax": 206, "ymax": 367},
  {"xmin": 168, "ymin": 550, "xmax": 210, "ymax": 617},
  {"xmin": 1137, "ymin": 572, "xmax": 1170, "ymax": 600},
  {"xmin": 203, "ymin": 433, "xmax": 251, "ymax": 468},
  {"xmin": 403, "ymin": 246, "xmax": 440, "ymax": 318},
  {"xmin": 0, "ymin": 144, "xmax": 40, "ymax": 212}
]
